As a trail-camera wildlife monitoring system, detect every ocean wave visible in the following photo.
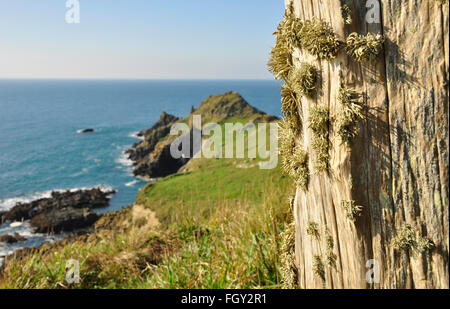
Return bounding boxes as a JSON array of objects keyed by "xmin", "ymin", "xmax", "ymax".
[
  {"xmin": 0, "ymin": 221, "xmax": 59, "ymax": 260},
  {"xmin": 0, "ymin": 184, "xmax": 115, "ymax": 211},
  {"xmin": 115, "ymin": 151, "xmax": 134, "ymax": 168},
  {"xmin": 125, "ymin": 180, "xmax": 138, "ymax": 187},
  {"xmin": 136, "ymin": 175, "xmax": 158, "ymax": 183},
  {"xmin": 129, "ymin": 131, "xmax": 145, "ymax": 141},
  {"xmin": 70, "ymin": 167, "xmax": 90, "ymax": 177}
]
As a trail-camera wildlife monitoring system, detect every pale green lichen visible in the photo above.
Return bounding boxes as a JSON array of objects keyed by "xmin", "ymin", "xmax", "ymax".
[
  {"xmin": 290, "ymin": 146, "xmax": 310, "ymax": 190},
  {"xmin": 336, "ymin": 86, "xmax": 364, "ymax": 145},
  {"xmin": 325, "ymin": 233, "xmax": 337, "ymax": 268},
  {"xmin": 306, "ymin": 221, "xmax": 320, "ymax": 239},
  {"xmin": 341, "ymin": 200, "xmax": 363, "ymax": 221},
  {"xmin": 308, "ymin": 105, "xmax": 330, "ymax": 173},
  {"xmin": 346, "ymin": 32, "xmax": 385, "ymax": 63},
  {"xmin": 280, "ymin": 221, "xmax": 298, "ymax": 289},
  {"xmin": 295, "ymin": 18, "xmax": 341, "ymax": 60},
  {"xmin": 268, "ymin": 5, "xmax": 297, "ymax": 81},
  {"xmin": 340, "ymin": 2, "xmax": 352, "ymax": 25},
  {"xmin": 270, "ymin": 12, "xmax": 341, "ymax": 62},
  {"xmin": 392, "ymin": 223, "xmax": 434, "ymax": 257},
  {"xmin": 281, "ymin": 84, "xmax": 302, "ymax": 135},
  {"xmin": 312, "ymin": 254, "xmax": 326, "ymax": 283},
  {"xmin": 278, "ymin": 119, "xmax": 296, "ymax": 162},
  {"xmin": 279, "ymin": 121, "xmax": 309, "ymax": 191},
  {"xmin": 289, "ymin": 62, "xmax": 318, "ymax": 98}
]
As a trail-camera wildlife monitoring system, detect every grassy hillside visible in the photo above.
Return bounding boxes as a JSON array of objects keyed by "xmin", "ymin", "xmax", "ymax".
[{"xmin": 0, "ymin": 113, "xmax": 293, "ymax": 289}]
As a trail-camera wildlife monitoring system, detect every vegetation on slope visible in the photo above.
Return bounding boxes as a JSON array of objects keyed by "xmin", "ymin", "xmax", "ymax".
[{"xmin": 0, "ymin": 112, "xmax": 293, "ymax": 289}]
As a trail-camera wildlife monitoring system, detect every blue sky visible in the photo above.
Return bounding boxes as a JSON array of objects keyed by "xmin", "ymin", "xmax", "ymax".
[{"xmin": 0, "ymin": 0, "xmax": 285, "ymax": 79}]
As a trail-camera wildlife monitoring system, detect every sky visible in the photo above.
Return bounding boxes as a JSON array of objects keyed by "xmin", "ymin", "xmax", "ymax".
[{"xmin": 0, "ymin": 0, "xmax": 285, "ymax": 79}]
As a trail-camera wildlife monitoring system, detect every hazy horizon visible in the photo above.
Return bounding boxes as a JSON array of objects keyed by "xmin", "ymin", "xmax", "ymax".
[{"xmin": 0, "ymin": 0, "xmax": 284, "ymax": 80}]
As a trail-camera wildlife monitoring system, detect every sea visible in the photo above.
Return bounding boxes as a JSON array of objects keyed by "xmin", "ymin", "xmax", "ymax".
[{"xmin": 0, "ymin": 79, "xmax": 282, "ymax": 258}]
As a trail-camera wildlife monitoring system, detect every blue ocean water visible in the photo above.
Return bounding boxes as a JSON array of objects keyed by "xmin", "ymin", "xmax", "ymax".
[{"xmin": 0, "ymin": 79, "xmax": 282, "ymax": 213}]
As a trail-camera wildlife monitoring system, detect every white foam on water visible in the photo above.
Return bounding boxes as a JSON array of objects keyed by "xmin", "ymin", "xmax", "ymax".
[
  {"xmin": 0, "ymin": 221, "xmax": 59, "ymax": 258},
  {"xmin": 129, "ymin": 131, "xmax": 145, "ymax": 141},
  {"xmin": 136, "ymin": 175, "xmax": 158, "ymax": 183},
  {"xmin": 0, "ymin": 185, "xmax": 115, "ymax": 211},
  {"xmin": 125, "ymin": 180, "xmax": 138, "ymax": 187},
  {"xmin": 115, "ymin": 151, "xmax": 133, "ymax": 167},
  {"xmin": 0, "ymin": 190, "xmax": 53, "ymax": 211},
  {"xmin": 115, "ymin": 150, "xmax": 135, "ymax": 177},
  {"xmin": 70, "ymin": 167, "xmax": 90, "ymax": 177}
]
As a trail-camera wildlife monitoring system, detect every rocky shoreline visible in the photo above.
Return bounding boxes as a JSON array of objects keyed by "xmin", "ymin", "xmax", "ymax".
[{"xmin": 0, "ymin": 188, "xmax": 115, "ymax": 243}]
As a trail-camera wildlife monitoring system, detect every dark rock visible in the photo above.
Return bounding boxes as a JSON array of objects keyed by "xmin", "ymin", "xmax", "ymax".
[
  {"xmin": 0, "ymin": 233, "xmax": 27, "ymax": 244},
  {"xmin": 138, "ymin": 112, "xmax": 179, "ymax": 138},
  {"xmin": 126, "ymin": 112, "xmax": 179, "ymax": 163},
  {"xmin": 2, "ymin": 188, "xmax": 115, "ymax": 234},
  {"xmin": 30, "ymin": 207, "xmax": 100, "ymax": 233},
  {"xmin": 133, "ymin": 139, "xmax": 189, "ymax": 178},
  {"xmin": 126, "ymin": 112, "xmax": 181, "ymax": 178},
  {"xmin": 78, "ymin": 128, "xmax": 94, "ymax": 133}
]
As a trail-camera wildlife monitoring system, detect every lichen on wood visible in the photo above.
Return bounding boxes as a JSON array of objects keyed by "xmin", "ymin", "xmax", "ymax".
[
  {"xmin": 340, "ymin": 200, "xmax": 363, "ymax": 221},
  {"xmin": 280, "ymin": 221, "xmax": 298, "ymax": 289},
  {"xmin": 289, "ymin": 62, "xmax": 318, "ymax": 98},
  {"xmin": 281, "ymin": 84, "xmax": 302, "ymax": 135},
  {"xmin": 336, "ymin": 86, "xmax": 364, "ymax": 145},
  {"xmin": 312, "ymin": 254, "xmax": 326, "ymax": 282},
  {"xmin": 346, "ymin": 32, "xmax": 385, "ymax": 63},
  {"xmin": 268, "ymin": 5, "xmax": 297, "ymax": 82},
  {"xmin": 279, "ymin": 120, "xmax": 310, "ymax": 191},
  {"xmin": 308, "ymin": 105, "xmax": 330, "ymax": 173},
  {"xmin": 325, "ymin": 233, "xmax": 337, "ymax": 268},
  {"xmin": 295, "ymin": 18, "xmax": 341, "ymax": 60},
  {"xmin": 340, "ymin": 1, "xmax": 353, "ymax": 25},
  {"xmin": 306, "ymin": 221, "xmax": 320, "ymax": 239},
  {"xmin": 392, "ymin": 224, "xmax": 434, "ymax": 257}
]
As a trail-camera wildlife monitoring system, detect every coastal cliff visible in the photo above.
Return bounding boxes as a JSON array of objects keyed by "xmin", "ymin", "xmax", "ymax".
[
  {"xmin": 126, "ymin": 91, "xmax": 277, "ymax": 179},
  {"xmin": 271, "ymin": 0, "xmax": 449, "ymax": 288}
]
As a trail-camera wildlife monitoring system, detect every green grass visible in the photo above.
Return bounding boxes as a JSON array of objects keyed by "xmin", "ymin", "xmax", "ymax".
[{"xmin": 0, "ymin": 117, "xmax": 293, "ymax": 289}]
